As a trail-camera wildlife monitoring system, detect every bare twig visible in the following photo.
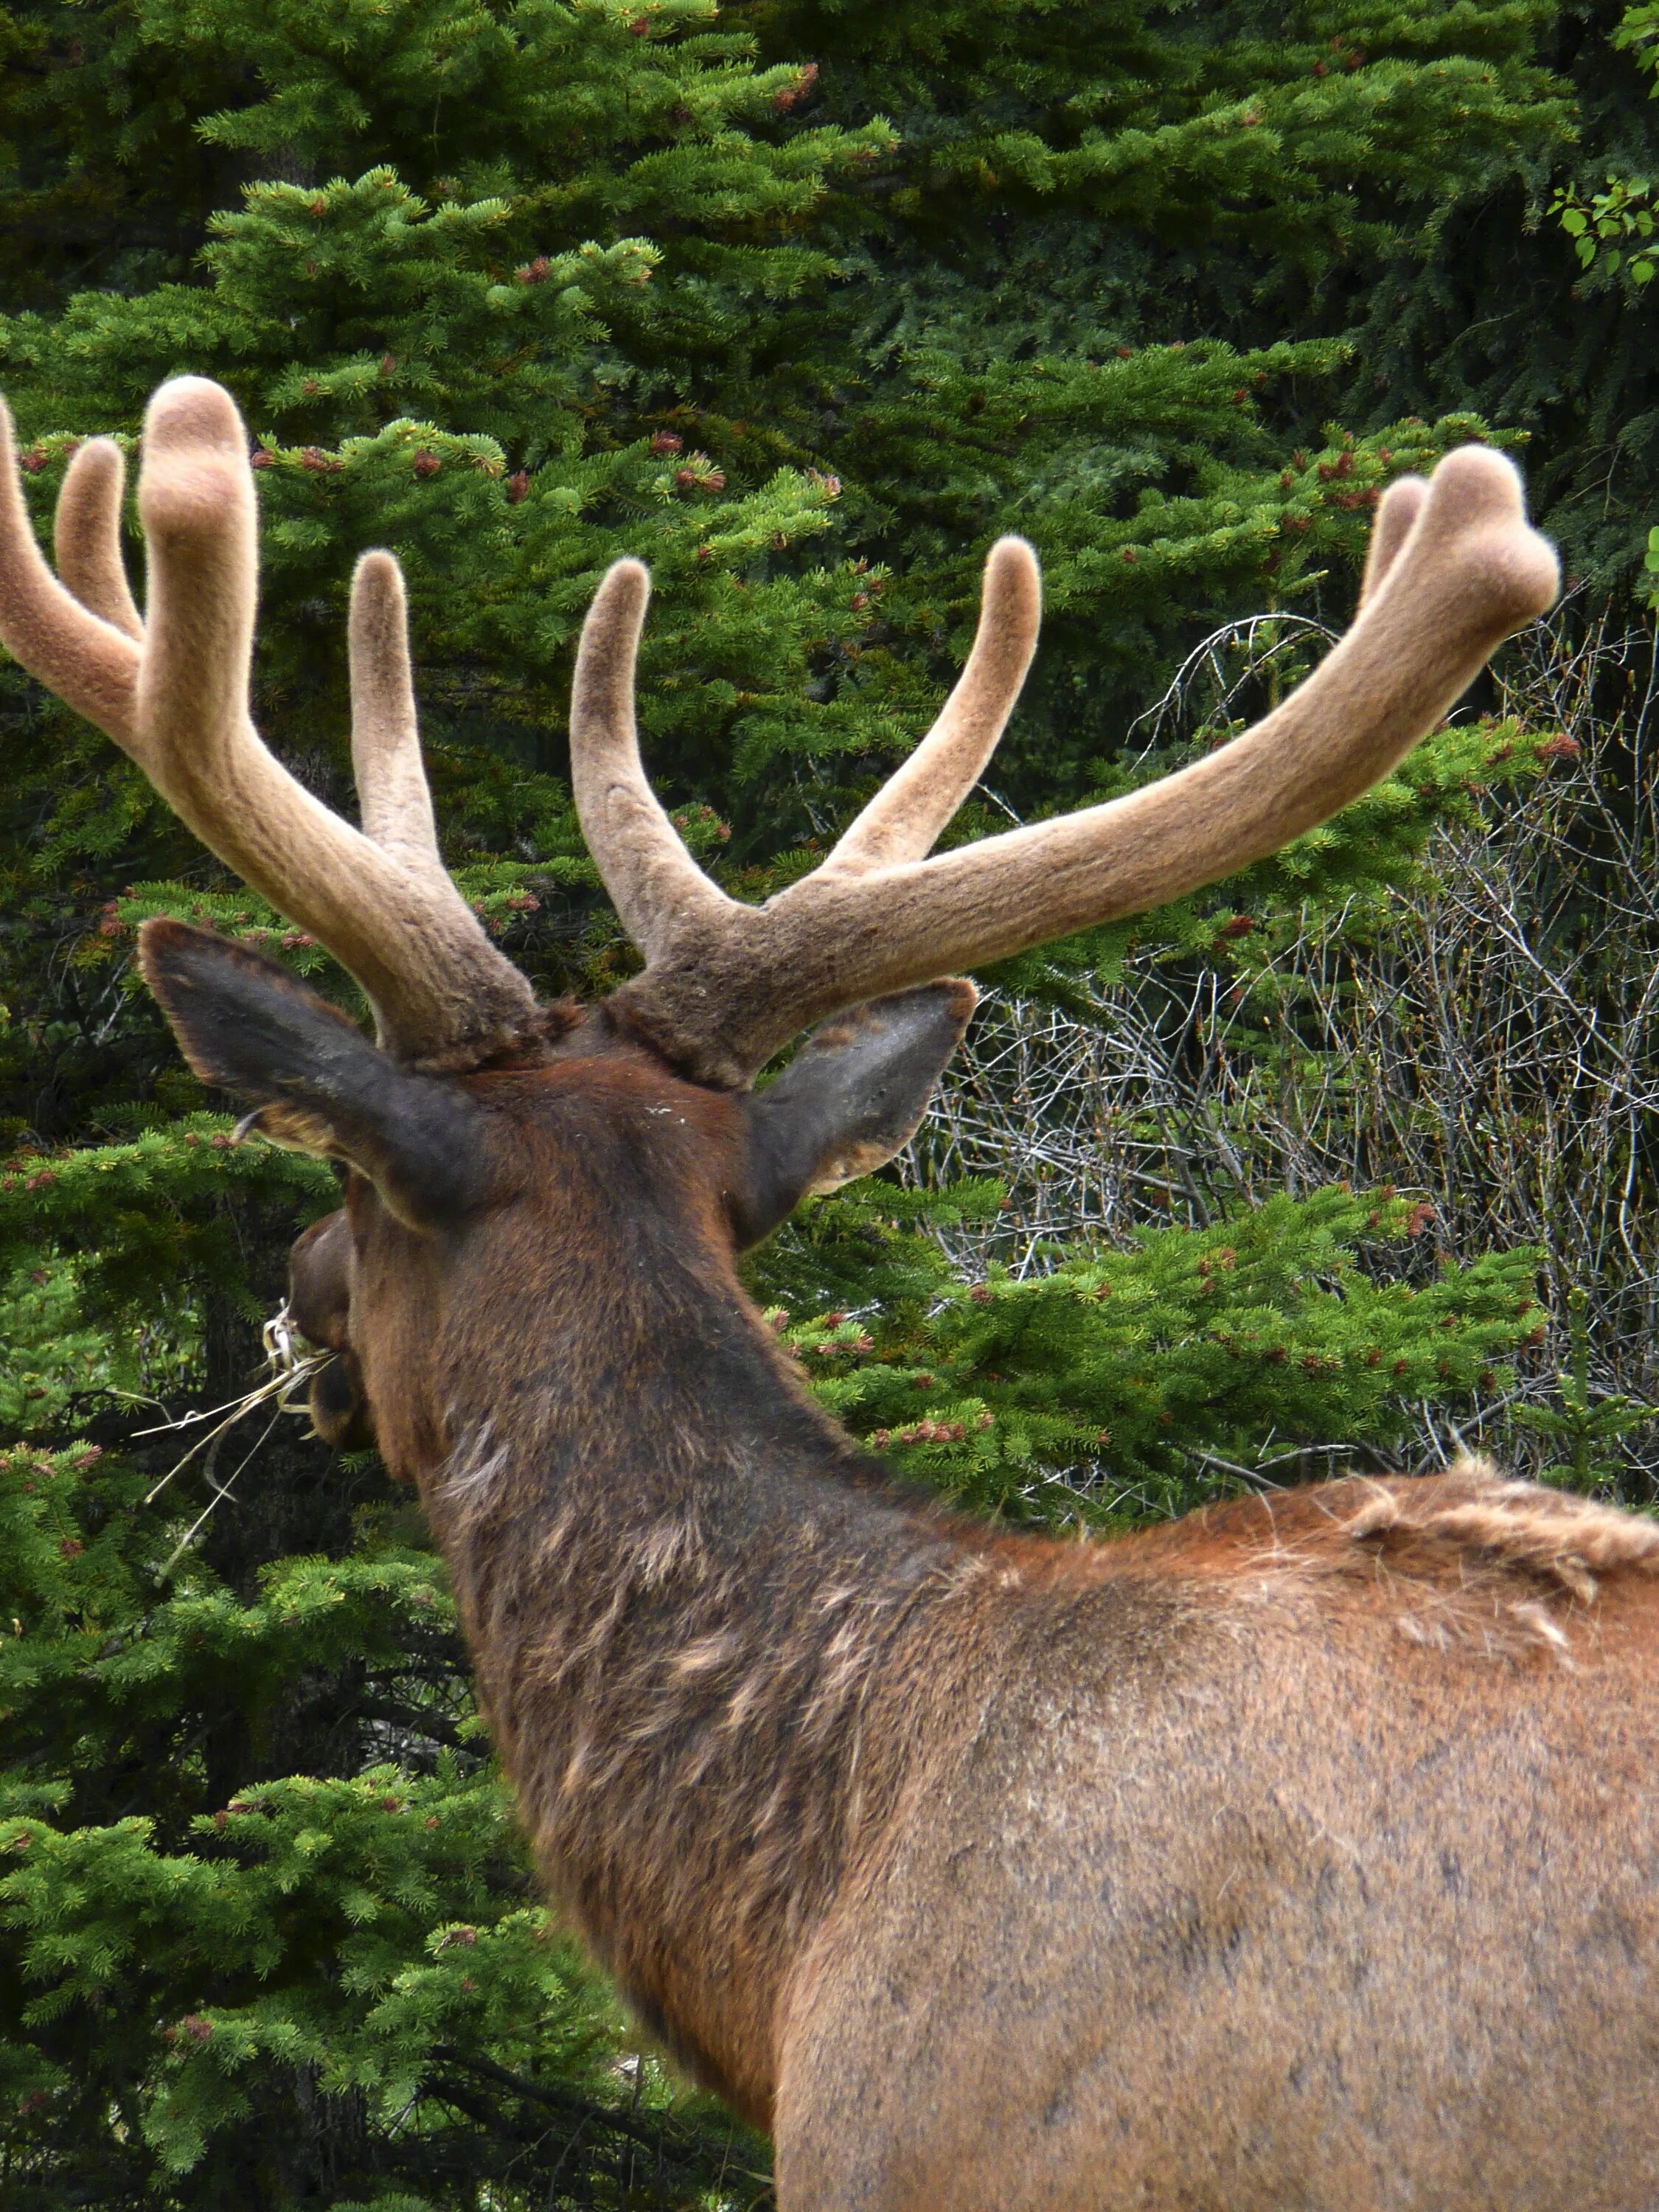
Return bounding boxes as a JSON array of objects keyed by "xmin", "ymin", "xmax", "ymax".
[{"xmin": 904, "ymin": 608, "xmax": 1659, "ymax": 1495}]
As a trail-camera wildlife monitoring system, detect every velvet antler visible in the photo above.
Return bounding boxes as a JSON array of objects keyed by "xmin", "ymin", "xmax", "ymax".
[
  {"xmin": 574, "ymin": 451, "xmax": 1558, "ymax": 1086},
  {"xmin": 0, "ymin": 379, "xmax": 540, "ymax": 1068},
  {"xmin": 0, "ymin": 376, "xmax": 1557, "ymax": 1092}
]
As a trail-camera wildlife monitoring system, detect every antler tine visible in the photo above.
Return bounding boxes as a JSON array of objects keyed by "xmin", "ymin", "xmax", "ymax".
[
  {"xmin": 569, "ymin": 558, "xmax": 736, "ymax": 957},
  {"xmin": 764, "ymin": 448, "xmax": 1557, "ymax": 1034},
  {"xmin": 823, "ymin": 536, "xmax": 1041, "ymax": 877},
  {"xmin": 134, "ymin": 380, "xmax": 539, "ymax": 1066},
  {"xmin": 1358, "ymin": 474, "xmax": 1426, "ymax": 609},
  {"xmin": 0, "ymin": 400, "xmax": 142, "ymax": 739},
  {"xmin": 347, "ymin": 549, "xmax": 442, "ymax": 863},
  {"xmin": 55, "ymin": 439, "xmax": 144, "ymax": 640},
  {"xmin": 0, "ymin": 376, "xmax": 540, "ymax": 1070},
  {"xmin": 603, "ymin": 444, "xmax": 1558, "ymax": 1085}
]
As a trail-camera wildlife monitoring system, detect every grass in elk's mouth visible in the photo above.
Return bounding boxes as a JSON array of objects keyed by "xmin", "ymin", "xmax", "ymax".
[{"xmin": 135, "ymin": 1298, "xmax": 327, "ymax": 1575}]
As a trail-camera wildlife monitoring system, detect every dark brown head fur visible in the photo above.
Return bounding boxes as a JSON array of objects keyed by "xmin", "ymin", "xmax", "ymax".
[
  {"xmin": 144, "ymin": 919, "xmax": 980, "ymax": 2116},
  {"xmin": 133, "ymin": 917, "xmax": 1659, "ymax": 2211}
]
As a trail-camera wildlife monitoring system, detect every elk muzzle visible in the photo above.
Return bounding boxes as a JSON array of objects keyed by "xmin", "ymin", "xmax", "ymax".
[{"xmin": 288, "ymin": 1208, "xmax": 377, "ymax": 1452}]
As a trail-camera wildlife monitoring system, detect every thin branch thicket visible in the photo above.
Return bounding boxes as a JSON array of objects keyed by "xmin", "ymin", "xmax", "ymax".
[{"xmin": 907, "ymin": 609, "xmax": 1659, "ymax": 1493}]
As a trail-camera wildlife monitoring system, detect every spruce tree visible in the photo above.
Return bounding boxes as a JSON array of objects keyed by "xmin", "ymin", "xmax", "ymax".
[{"xmin": 0, "ymin": 2, "xmax": 1593, "ymax": 2205}]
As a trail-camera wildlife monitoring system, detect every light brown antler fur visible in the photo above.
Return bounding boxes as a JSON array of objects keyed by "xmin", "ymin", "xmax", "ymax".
[
  {"xmin": 819, "ymin": 535, "xmax": 1041, "ymax": 877},
  {"xmin": 55, "ymin": 439, "xmax": 144, "ymax": 640},
  {"xmin": 572, "ymin": 449, "xmax": 1557, "ymax": 1086},
  {"xmin": 0, "ymin": 378, "xmax": 540, "ymax": 1068},
  {"xmin": 0, "ymin": 375, "xmax": 1558, "ymax": 1090},
  {"xmin": 568, "ymin": 557, "xmax": 736, "ymax": 963}
]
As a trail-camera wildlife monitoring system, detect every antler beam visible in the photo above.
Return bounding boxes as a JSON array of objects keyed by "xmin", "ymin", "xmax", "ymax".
[
  {"xmin": 0, "ymin": 375, "xmax": 1558, "ymax": 1096},
  {"xmin": 0, "ymin": 380, "xmax": 540, "ymax": 1069},
  {"xmin": 574, "ymin": 448, "xmax": 1558, "ymax": 1088}
]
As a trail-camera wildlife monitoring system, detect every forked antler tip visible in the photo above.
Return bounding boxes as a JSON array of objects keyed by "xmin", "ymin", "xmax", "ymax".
[
  {"xmin": 0, "ymin": 389, "xmax": 144, "ymax": 725},
  {"xmin": 1478, "ymin": 521, "xmax": 1560, "ymax": 627},
  {"xmin": 1374, "ymin": 473, "xmax": 1427, "ymax": 528},
  {"xmin": 1425, "ymin": 446, "xmax": 1557, "ymax": 625},
  {"xmin": 1365, "ymin": 445, "xmax": 1555, "ymax": 634},
  {"xmin": 1359, "ymin": 476, "xmax": 1427, "ymax": 608},
  {"xmin": 1427, "ymin": 441, "xmax": 1528, "ymax": 523}
]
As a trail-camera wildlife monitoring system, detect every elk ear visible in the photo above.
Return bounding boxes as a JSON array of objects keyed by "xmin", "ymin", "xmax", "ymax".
[
  {"xmin": 139, "ymin": 919, "xmax": 489, "ymax": 1231},
  {"xmin": 733, "ymin": 980, "xmax": 975, "ymax": 1248}
]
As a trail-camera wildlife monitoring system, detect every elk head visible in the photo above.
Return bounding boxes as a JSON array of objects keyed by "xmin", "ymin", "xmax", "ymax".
[{"xmin": 0, "ymin": 380, "xmax": 1559, "ymax": 1475}]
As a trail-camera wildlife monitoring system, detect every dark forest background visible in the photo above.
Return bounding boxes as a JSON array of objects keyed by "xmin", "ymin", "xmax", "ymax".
[{"xmin": 2, "ymin": 1, "xmax": 1658, "ymax": 2202}]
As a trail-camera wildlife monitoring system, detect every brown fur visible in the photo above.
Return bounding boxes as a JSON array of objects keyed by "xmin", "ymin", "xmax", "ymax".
[
  {"xmin": 6, "ymin": 376, "xmax": 1649, "ymax": 2207},
  {"xmin": 276, "ymin": 1041, "xmax": 1659, "ymax": 2210}
]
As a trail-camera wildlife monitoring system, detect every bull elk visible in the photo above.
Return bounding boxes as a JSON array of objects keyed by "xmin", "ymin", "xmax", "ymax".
[{"xmin": 5, "ymin": 376, "xmax": 1658, "ymax": 2211}]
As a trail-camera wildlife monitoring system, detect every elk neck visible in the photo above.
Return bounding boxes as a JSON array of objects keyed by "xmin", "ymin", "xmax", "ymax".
[{"xmin": 398, "ymin": 1060, "xmax": 987, "ymax": 2124}]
